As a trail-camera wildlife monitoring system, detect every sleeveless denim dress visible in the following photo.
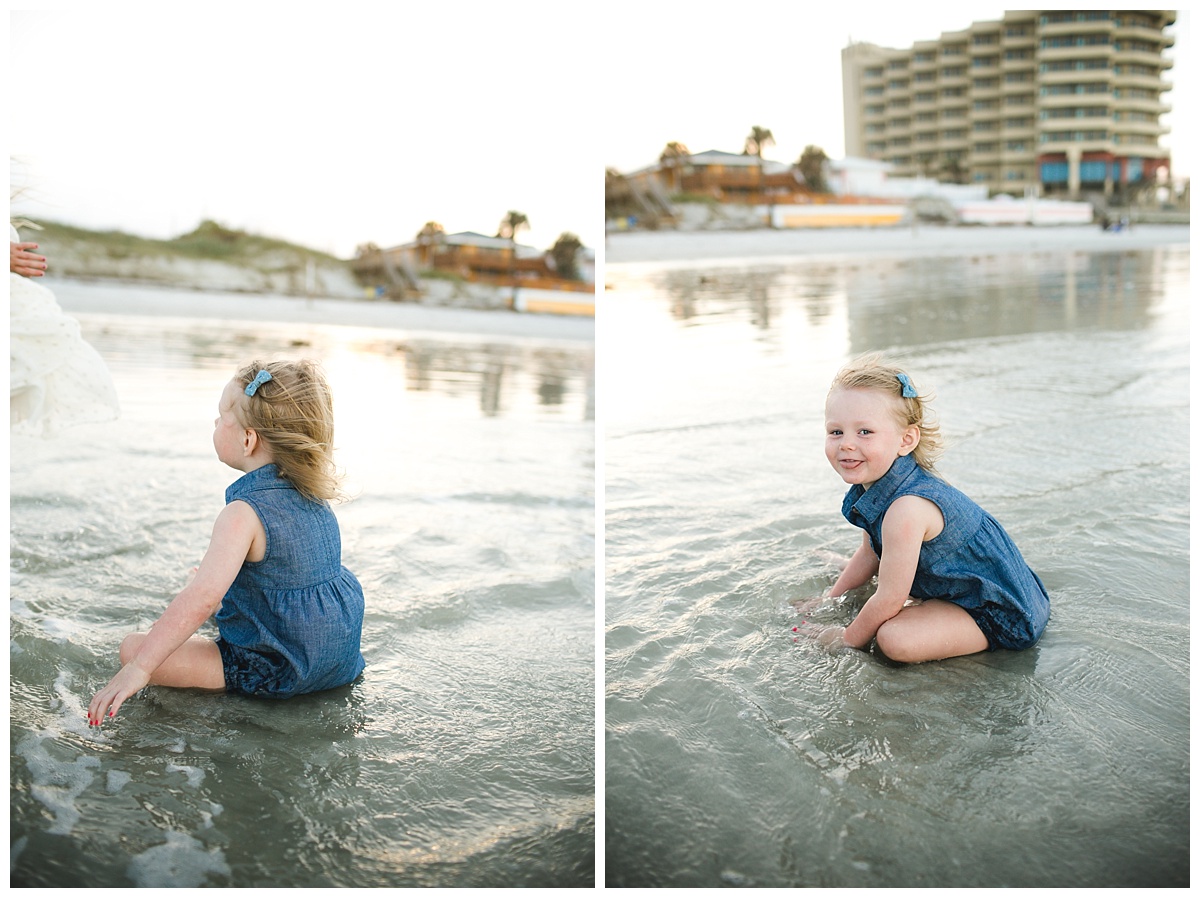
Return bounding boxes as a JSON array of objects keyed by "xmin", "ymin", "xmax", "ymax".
[
  {"xmin": 841, "ymin": 453, "xmax": 1049, "ymax": 651},
  {"xmin": 215, "ymin": 464, "xmax": 366, "ymax": 697}
]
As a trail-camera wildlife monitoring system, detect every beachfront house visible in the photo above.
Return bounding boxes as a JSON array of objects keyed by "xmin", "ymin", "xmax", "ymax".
[
  {"xmin": 631, "ymin": 149, "xmax": 806, "ymax": 206},
  {"xmin": 353, "ymin": 231, "xmax": 593, "ymax": 301}
]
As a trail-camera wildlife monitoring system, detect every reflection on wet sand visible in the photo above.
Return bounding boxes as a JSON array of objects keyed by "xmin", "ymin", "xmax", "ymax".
[
  {"xmin": 83, "ymin": 318, "xmax": 595, "ymax": 422},
  {"xmin": 649, "ymin": 246, "xmax": 1182, "ymax": 351}
]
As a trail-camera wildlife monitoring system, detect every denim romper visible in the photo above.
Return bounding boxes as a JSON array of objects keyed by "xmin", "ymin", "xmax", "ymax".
[
  {"xmin": 842, "ymin": 454, "xmax": 1049, "ymax": 651},
  {"xmin": 215, "ymin": 464, "xmax": 366, "ymax": 697}
]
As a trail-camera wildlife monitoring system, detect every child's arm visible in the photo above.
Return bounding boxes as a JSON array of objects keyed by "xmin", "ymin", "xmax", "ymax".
[
  {"xmin": 841, "ymin": 496, "xmax": 939, "ymax": 649},
  {"xmin": 793, "ymin": 532, "xmax": 879, "ymax": 615},
  {"xmin": 829, "ymin": 532, "xmax": 880, "ymax": 597},
  {"xmin": 87, "ymin": 501, "xmax": 261, "ymax": 724}
]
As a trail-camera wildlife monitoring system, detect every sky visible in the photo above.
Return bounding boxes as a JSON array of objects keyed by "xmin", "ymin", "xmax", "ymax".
[
  {"xmin": 601, "ymin": 4, "xmax": 1191, "ymax": 178},
  {"xmin": 9, "ymin": 6, "xmax": 1191, "ymax": 259},
  {"xmin": 9, "ymin": 4, "xmax": 603, "ymax": 258}
]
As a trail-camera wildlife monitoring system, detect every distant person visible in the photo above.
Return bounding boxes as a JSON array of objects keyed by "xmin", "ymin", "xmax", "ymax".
[
  {"xmin": 795, "ymin": 353, "xmax": 1050, "ymax": 662},
  {"xmin": 87, "ymin": 360, "xmax": 366, "ymax": 726},
  {"xmin": 10, "ymin": 222, "xmax": 119, "ymax": 433}
]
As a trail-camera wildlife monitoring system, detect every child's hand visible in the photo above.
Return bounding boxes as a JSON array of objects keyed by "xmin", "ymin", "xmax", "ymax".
[
  {"xmin": 794, "ymin": 621, "xmax": 848, "ymax": 652},
  {"xmin": 790, "ymin": 595, "xmax": 823, "ymax": 615},
  {"xmin": 790, "ymin": 592, "xmax": 846, "ymax": 615},
  {"xmin": 87, "ymin": 662, "xmax": 151, "ymax": 727}
]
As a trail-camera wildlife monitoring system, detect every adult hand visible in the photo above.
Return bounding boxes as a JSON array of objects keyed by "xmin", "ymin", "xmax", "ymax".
[
  {"xmin": 10, "ymin": 241, "xmax": 47, "ymax": 277},
  {"xmin": 87, "ymin": 662, "xmax": 151, "ymax": 727}
]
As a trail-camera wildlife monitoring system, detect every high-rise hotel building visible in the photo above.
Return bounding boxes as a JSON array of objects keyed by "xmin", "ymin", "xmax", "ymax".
[{"xmin": 841, "ymin": 10, "xmax": 1176, "ymax": 197}]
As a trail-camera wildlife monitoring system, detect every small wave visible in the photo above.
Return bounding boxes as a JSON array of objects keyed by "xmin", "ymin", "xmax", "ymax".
[
  {"xmin": 126, "ymin": 831, "xmax": 231, "ymax": 888},
  {"xmin": 15, "ymin": 732, "xmax": 100, "ymax": 836}
]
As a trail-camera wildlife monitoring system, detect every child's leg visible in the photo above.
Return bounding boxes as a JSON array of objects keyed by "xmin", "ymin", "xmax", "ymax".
[
  {"xmin": 119, "ymin": 633, "xmax": 226, "ymax": 691},
  {"xmin": 874, "ymin": 599, "xmax": 989, "ymax": 663}
]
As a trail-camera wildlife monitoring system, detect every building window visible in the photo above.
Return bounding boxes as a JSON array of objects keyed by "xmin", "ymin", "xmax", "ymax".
[
  {"xmin": 1040, "ymin": 58, "xmax": 1112, "ymax": 73},
  {"xmin": 1040, "ymin": 35, "xmax": 1112, "ymax": 49},
  {"xmin": 1040, "ymin": 12, "xmax": 1112, "ymax": 25},
  {"xmin": 1040, "ymin": 106, "xmax": 1110, "ymax": 119}
]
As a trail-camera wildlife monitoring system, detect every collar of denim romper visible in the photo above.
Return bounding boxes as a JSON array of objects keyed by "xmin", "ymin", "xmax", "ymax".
[
  {"xmin": 841, "ymin": 452, "xmax": 921, "ymax": 529},
  {"xmin": 841, "ymin": 452, "xmax": 985, "ymax": 560},
  {"xmin": 227, "ymin": 463, "xmax": 292, "ymax": 502}
]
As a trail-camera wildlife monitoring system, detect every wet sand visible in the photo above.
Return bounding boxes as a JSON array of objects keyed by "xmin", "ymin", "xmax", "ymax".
[
  {"xmin": 604, "ymin": 223, "xmax": 1190, "ymax": 266},
  {"xmin": 44, "ymin": 278, "xmax": 595, "ymax": 344}
]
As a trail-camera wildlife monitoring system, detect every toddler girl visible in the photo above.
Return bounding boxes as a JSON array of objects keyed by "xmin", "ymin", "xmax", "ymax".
[
  {"xmin": 88, "ymin": 359, "xmax": 365, "ymax": 725},
  {"xmin": 800, "ymin": 353, "xmax": 1049, "ymax": 662}
]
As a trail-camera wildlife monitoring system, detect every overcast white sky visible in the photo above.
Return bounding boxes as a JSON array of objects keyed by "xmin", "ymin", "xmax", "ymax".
[
  {"xmin": 9, "ymin": 5, "xmax": 1190, "ymax": 258},
  {"xmin": 602, "ymin": 5, "xmax": 1191, "ymax": 177},
  {"xmin": 9, "ymin": 4, "xmax": 602, "ymax": 257}
]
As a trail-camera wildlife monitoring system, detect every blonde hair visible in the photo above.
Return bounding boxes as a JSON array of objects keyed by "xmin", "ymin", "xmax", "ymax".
[
  {"xmin": 830, "ymin": 352, "xmax": 944, "ymax": 473},
  {"xmin": 235, "ymin": 359, "xmax": 342, "ymax": 502}
]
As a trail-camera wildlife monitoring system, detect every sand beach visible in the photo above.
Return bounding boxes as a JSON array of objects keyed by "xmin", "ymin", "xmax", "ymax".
[
  {"xmin": 603, "ymin": 222, "xmax": 1190, "ymax": 887},
  {"xmin": 45, "ymin": 277, "xmax": 595, "ymax": 344},
  {"xmin": 604, "ymin": 222, "xmax": 1190, "ymax": 267}
]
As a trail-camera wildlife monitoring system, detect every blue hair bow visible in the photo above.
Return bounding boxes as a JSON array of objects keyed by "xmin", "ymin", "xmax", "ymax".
[
  {"xmin": 896, "ymin": 372, "xmax": 918, "ymax": 399},
  {"xmin": 244, "ymin": 369, "xmax": 273, "ymax": 397}
]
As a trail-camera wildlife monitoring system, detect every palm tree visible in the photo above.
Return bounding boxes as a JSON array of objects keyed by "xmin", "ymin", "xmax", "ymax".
[
  {"xmin": 659, "ymin": 141, "xmax": 691, "ymax": 193},
  {"xmin": 497, "ymin": 211, "xmax": 529, "ymax": 299},
  {"xmin": 497, "ymin": 210, "xmax": 529, "ymax": 243},
  {"xmin": 796, "ymin": 145, "xmax": 830, "ymax": 194},
  {"xmin": 744, "ymin": 126, "xmax": 775, "ymax": 198},
  {"xmin": 415, "ymin": 221, "xmax": 445, "ymax": 265},
  {"xmin": 939, "ymin": 157, "xmax": 967, "ymax": 185},
  {"xmin": 550, "ymin": 232, "xmax": 583, "ymax": 280},
  {"xmin": 744, "ymin": 126, "xmax": 774, "ymax": 159}
]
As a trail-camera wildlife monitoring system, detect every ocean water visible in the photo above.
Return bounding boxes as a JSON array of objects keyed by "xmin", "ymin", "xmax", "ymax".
[
  {"xmin": 603, "ymin": 240, "xmax": 1189, "ymax": 887},
  {"xmin": 10, "ymin": 283, "xmax": 596, "ymax": 887}
]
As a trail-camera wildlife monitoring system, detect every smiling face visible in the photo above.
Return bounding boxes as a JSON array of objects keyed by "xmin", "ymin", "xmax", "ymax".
[{"xmin": 824, "ymin": 386, "xmax": 920, "ymax": 489}]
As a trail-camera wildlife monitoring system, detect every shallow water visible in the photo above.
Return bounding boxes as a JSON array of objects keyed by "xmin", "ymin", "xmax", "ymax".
[
  {"xmin": 603, "ymin": 243, "xmax": 1189, "ymax": 887},
  {"xmin": 10, "ymin": 283, "xmax": 595, "ymax": 887}
]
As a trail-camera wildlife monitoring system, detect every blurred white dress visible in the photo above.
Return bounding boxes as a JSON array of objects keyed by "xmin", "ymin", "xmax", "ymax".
[{"xmin": 10, "ymin": 224, "xmax": 119, "ymax": 434}]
